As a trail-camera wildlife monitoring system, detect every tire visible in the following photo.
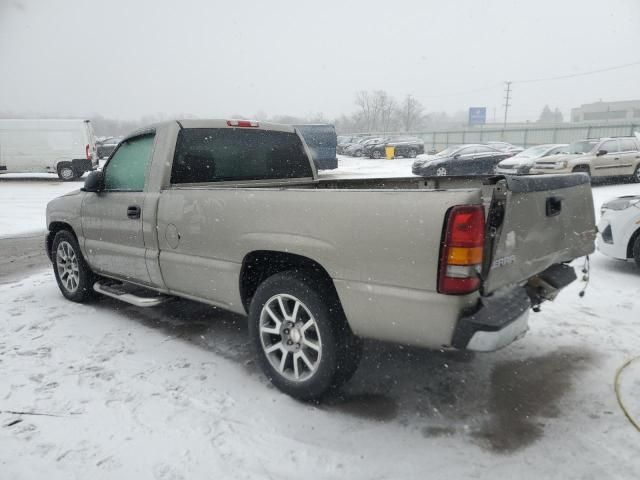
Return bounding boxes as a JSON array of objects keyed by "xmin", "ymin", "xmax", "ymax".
[
  {"xmin": 436, "ymin": 166, "xmax": 448, "ymax": 176},
  {"xmin": 408, "ymin": 148, "xmax": 417, "ymax": 158},
  {"xmin": 354, "ymin": 150, "xmax": 363, "ymax": 158},
  {"xmin": 57, "ymin": 163, "xmax": 78, "ymax": 181},
  {"xmin": 372, "ymin": 150, "xmax": 382, "ymax": 159},
  {"xmin": 52, "ymin": 230, "xmax": 98, "ymax": 303},
  {"xmin": 632, "ymin": 165, "xmax": 640, "ymax": 183},
  {"xmin": 632, "ymin": 234, "xmax": 640, "ymax": 269},
  {"xmin": 248, "ymin": 270, "xmax": 361, "ymax": 401}
]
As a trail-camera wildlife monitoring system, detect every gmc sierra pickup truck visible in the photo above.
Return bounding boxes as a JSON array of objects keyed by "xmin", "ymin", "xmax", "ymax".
[{"xmin": 45, "ymin": 119, "xmax": 596, "ymax": 400}]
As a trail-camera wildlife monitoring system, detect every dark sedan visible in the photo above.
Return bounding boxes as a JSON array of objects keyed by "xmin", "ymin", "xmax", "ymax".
[
  {"xmin": 365, "ymin": 137, "xmax": 425, "ymax": 159},
  {"xmin": 411, "ymin": 144, "xmax": 512, "ymax": 176}
]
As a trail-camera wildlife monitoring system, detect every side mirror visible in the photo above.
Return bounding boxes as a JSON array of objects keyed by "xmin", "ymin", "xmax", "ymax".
[
  {"xmin": 596, "ymin": 149, "xmax": 607, "ymax": 157},
  {"xmin": 82, "ymin": 170, "xmax": 104, "ymax": 192}
]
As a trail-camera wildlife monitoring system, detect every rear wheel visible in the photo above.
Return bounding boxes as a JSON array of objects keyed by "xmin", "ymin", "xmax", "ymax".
[
  {"xmin": 57, "ymin": 163, "xmax": 78, "ymax": 181},
  {"xmin": 632, "ymin": 165, "xmax": 640, "ymax": 183},
  {"xmin": 52, "ymin": 230, "xmax": 98, "ymax": 302},
  {"xmin": 248, "ymin": 271, "xmax": 361, "ymax": 401},
  {"xmin": 408, "ymin": 148, "xmax": 417, "ymax": 158}
]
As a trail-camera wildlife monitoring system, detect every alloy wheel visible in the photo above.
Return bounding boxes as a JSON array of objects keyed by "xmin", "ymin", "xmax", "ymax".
[
  {"xmin": 56, "ymin": 241, "xmax": 80, "ymax": 293},
  {"xmin": 259, "ymin": 294, "xmax": 322, "ymax": 382}
]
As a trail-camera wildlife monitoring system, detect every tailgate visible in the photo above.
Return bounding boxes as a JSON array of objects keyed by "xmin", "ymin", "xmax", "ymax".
[{"xmin": 481, "ymin": 174, "xmax": 596, "ymax": 293}]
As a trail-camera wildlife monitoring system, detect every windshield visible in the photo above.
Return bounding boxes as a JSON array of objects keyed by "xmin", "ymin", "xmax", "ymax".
[
  {"xmin": 513, "ymin": 145, "xmax": 551, "ymax": 159},
  {"xmin": 563, "ymin": 140, "xmax": 598, "ymax": 154}
]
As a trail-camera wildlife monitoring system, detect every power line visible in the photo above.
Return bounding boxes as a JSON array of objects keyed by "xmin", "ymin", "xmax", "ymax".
[
  {"xmin": 418, "ymin": 83, "xmax": 503, "ymax": 99},
  {"xmin": 513, "ymin": 60, "xmax": 640, "ymax": 84}
]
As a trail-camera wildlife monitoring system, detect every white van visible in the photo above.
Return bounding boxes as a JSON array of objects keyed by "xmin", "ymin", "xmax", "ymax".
[{"xmin": 0, "ymin": 119, "xmax": 98, "ymax": 180}]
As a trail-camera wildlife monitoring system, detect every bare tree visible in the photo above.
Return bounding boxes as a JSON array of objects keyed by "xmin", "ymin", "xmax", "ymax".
[{"xmin": 398, "ymin": 94, "xmax": 424, "ymax": 132}]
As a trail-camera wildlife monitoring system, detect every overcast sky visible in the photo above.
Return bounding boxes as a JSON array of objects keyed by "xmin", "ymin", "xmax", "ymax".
[{"xmin": 1, "ymin": 0, "xmax": 639, "ymax": 122}]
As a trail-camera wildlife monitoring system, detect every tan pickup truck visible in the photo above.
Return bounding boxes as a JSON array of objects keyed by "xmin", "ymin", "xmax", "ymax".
[{"xmin": 46, "ymin": 119, "xmax": 596, "ymax": 399}]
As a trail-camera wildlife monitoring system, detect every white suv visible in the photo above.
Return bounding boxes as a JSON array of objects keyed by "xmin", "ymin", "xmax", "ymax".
[{"xmin": 597, "ymin": 195, "xmax": 640, "ymax": 268}]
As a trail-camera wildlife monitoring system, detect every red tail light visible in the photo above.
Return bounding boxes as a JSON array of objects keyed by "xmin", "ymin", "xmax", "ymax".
[
  {"xmin": 227, "ymin": 120, "xmax": 259, "ymax": 128},
  {"xmin": 85, "ymin": 144, "xmax": 91, "ymax": 160},
  {"xmin": 438, "ymin": 205, "xmax": 485, "ymax": 295}
]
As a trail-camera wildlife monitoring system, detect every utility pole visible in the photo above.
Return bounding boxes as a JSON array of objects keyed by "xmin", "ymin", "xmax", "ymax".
[{"xmin": 503, "ymin": 81, "xmax": 512, "ymax": 127}]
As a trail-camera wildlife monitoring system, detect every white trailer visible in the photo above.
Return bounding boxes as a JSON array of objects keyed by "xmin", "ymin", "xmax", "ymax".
[{"xmin": 0, "ymin": 119, "xmax": 98, "ymax": 180}]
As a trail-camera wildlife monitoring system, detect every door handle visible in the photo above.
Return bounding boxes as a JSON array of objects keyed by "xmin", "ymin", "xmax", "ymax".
[
  {"xmin": 127, "ymin": 205, "xmax": 141, "ymax": 219},
  {"xmin": 546, "ymin": 196, "xmax": 563, "ymax": 217}
]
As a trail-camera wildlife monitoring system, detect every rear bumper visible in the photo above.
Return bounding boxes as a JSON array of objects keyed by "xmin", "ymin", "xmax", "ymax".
[{"xmin": 452, "ymin": 287, "xmax": 531, "ymax": 351}]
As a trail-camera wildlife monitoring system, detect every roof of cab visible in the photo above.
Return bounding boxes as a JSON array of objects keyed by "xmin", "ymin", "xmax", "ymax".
[{"xmin": 177, "ymin": 119, "xmax": 296, "ymax": 133}]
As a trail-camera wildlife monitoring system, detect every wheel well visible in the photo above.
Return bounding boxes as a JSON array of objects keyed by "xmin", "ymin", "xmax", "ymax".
[
  {"xmin": 572, "ymin": 164, "xmax": 590, "ymax": 173},
  {"xmin": 239, "ymin": 250, "xmax": 338, "ymax": 313},
  {"xmin": 46, "ymin": 222, "xmax": 76, "ymax": 261},
  {"xmin": 627, "ymin": 227, "xmax": 640, "ymax": 259}
]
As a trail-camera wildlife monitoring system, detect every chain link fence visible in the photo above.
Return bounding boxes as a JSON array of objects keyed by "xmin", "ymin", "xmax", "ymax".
[{"xmin": 351, "ymin": 122, "xmax": 640, "ymax": 151}]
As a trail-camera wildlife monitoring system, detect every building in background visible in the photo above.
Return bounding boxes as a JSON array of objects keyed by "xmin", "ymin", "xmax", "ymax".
[{"xmin": 571, "ymin": 100, "xmax": 640, "ymax": 123}]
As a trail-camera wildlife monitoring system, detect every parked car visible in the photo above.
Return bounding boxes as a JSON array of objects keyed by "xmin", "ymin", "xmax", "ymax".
[
  {"xmin": 495, "ymin": 144, "xmax": 568, "ymax": 175},
  {"xmin": 412, "ymin": 144, "xmax": 511, "ymax": 176},
  {"xmin": 530, "ymin": 137, "xmax": 640, "ymax": 182},
  {"xmin": 46, "ymin": 118, "xmax": 595, "ymax": 400},
  {"xmin": 0, "ymin": 118, "xmax": 98, "ymax": 180},
  {"xmin": 365, "ymin": 137, "xmax": 425, "ymax": 159},
  {"xmin": 337, "ymin": 135, "xmax": 361, "ymax": 154},
  {"xmin": 344, "ymin": 137, "xmax": 383, "ymax": 157},
  {"xmin": 486, "ymin": 141, "xmax": 524, "ymax": 154},
  {"xmin": 597, "ymin": 194, "xmax": 640, "ymax": 268},
  {"xmin": 294, "ymin": 124, "xmax": 337, "ymax": 170},
  {"xmin": 96, "ymin": 136, "xmax": 122, "ymax": 159}
]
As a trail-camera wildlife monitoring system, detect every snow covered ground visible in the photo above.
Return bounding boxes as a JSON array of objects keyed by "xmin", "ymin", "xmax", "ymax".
[
  {"xmin": 0, "ymin": 175, "xmax": 83, "ymax": 238},
  {"xmin": 1, "ymin": 157, "xmax": 639, "ymax": 479}
]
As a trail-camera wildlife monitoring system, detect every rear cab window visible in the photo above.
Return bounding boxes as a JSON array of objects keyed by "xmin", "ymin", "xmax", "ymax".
[{"xmin": 170, "ymin": 128, "xmax": 314, "ymax": 185}]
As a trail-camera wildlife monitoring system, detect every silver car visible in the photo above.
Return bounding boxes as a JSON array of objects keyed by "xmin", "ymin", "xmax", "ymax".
[{"xmin": 496, "ymin": 144, "xmax": 568, "ymax": 175}]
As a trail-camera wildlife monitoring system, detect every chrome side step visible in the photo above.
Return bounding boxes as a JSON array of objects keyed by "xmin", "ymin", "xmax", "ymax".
[{"xmin": 93, "ymin": 280, "xmax": 172, "ymax": 308}]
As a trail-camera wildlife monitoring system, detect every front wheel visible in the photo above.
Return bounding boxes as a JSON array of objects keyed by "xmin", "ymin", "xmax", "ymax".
[
  {"xmin": 52, "ymin": 230, "xmax": 98, "ymax": 302},
  {"xmin": 632, "ymin": 165, "xmax": 640, "ymax": 183},
  {"xmin": 354, "ymin": 150, "xmax": 363, "ymax": 158},
  {"xmin": 436, "ymin": 166, "xmax": 448, "ymax": 176},
  {"xmin": 632, "ymin": 234, "xmax": 640, "ymax": 268},
  {"xmin": 372, "ymin": 150, "xmax": 382, "ymax": 159},
  {"xmin": 408, "ymin": 148, "xmax": 417, "ymax": 158},
  {"xmin": 248, "ymin": 271, "xmax": 361, "ymax": 400}
]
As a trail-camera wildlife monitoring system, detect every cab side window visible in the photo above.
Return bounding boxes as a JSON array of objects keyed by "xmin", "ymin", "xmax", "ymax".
[{"xmin": 104, "ymin": 133, "xmax": 155, "ymax": 191}]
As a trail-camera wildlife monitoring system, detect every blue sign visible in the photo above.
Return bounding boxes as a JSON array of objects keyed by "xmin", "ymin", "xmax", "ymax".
[{"xmin": 468, "ymin": 107, "xmax": 487, "ymax": 126}]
